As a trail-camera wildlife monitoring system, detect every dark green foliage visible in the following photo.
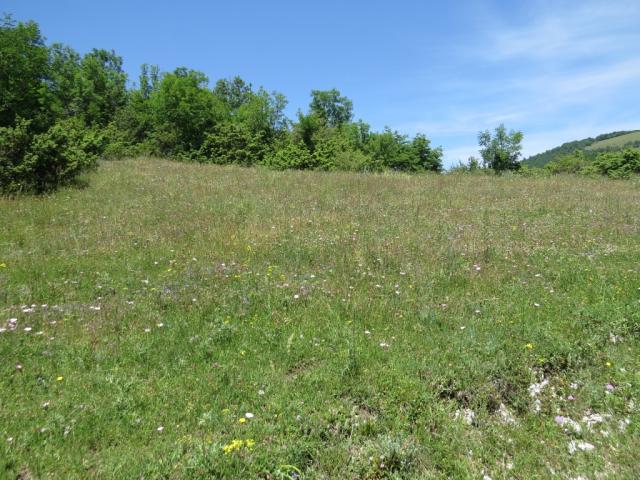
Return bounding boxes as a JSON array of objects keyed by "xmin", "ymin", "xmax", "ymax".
[
  {"xmin": 590, "ymin": 149, "xmax": 640, "ymax": 178},
  {"xmin": 0, "ymin": 118, "xmax": 33, "ymax": 192},
  {"xmin": 75, "ymin": 49, "xmax": 127, "ymax": 127},
  {"xmin": 543, "ymin": 148, "xmax": 640, "ymax": 178},
  {"xmin": 262, "ymin": 140, "xmax": 314, "ymax": 170},
  {"xmin": 0, "ymin": 118, "xmax": 100, "ymax": 193},
  {"xmin": 478, "ymin": 124, "xmax": 523, "ymax": 172},
  {"xmin": 146, "ymin": 68, "xmax": 224, "ymax": 156},
  {"xmin": 197, "ymin": 123, "xmax": 269, "ymax": 165},
  {"xmin": 0, "ymin": 15, "xmax": 445, "ymax": 195},
  {"xmin": 0, "ymin": 16, "xmax": 49, "ymax": 128}
]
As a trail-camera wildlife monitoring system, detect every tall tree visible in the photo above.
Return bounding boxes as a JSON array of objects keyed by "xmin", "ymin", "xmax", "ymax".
[
  {"xmin": 75, "ymin": 49, "xmax": 127, "ymax": 126},
  {"xmin": 309, "ymin": 89, "xmax": 353, "ymax": 127},
  {"xmin": 478, "ymin": 124, "xmax": 523, "ymax": 172},
  {"xmin": 0, "ymin": 15, "xmax": 49, "ymax": 128}
]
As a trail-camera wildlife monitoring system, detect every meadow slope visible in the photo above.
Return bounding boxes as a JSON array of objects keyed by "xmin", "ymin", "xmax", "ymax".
[{"xmin": 1, "ymin": 159, "xmax": 639, "ymax": 479}]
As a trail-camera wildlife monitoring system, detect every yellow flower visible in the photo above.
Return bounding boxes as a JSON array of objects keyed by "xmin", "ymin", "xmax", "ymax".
[
  {"xmin": 525, "ymin": 343, "xmax": 534, "ymax": 350},
  {"xmin": 223, "ymin": 439, "xmax": 244, "ymax": 454},
  {"xmin": 238, "ymin": 418, "xmax": 246, "ymax": 424},
  {"xmin": 606, "ymin": 361, "xmax": 612, "ymax": 367},
  {"xmin": 222, "ymin": 408, "xmax": 230, "ymax": 414},
  {"xmin": 0, "ymin": 262, "xmax": 6, "ymax": 268},
  {"xmin": 245, "ymin": 439, "xmax": 255, "ymax": 448},
  {"xmin": 56, "ymin": 376, "xmax": 64, "ymax": 381}
]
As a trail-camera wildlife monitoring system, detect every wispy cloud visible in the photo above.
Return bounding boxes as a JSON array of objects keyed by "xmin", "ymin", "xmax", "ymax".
[
  {"xmin": 404, "ymin": 0, "xmax": 640, "ymax": 166},
  {"xmin": 484, "ymin": 1, "xmax": 640, "ymax": 62}
]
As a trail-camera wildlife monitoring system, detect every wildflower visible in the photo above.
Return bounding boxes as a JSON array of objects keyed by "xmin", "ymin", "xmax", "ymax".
[
  {"xmin": 244, "ymin": 412, "xmax": 254, "ymax": 419},
  {"xmin": 23, "ymin": 327, "xmax": 32, "ymax": 332},
  {"xmin": 0, "ymin": 263, "xmax": 6, "ymax": 268},
  {"xmin": 238, "ymin": 418, "xmax": 246, "ymax": 424},
  {"xmin": 525, "ymin": 343, "xmax": 534, "ymax": 349},
  {"xmin": 223, "ymin": 439, "xmax": 246, "ymax": 454},
  {"xmin": 222, "ymin": 408, "xmax": 230, "ymax": 414},
  {"xmin": 56, "ymin": 376, "xmax": 64, "ymax": 381},
  {"xmin": 258, "ymin": 389, "xmax": 265, "ymax": 396},
  {"xmin": 157, "ymin": 426, "xmax": 164, "ymax": 433},
  {"xmin": 605, "ymin": 361, "xmax": 612, "ymax": 367},
  {"xmin": 533, "ymin": 303, "xmax": 540, "ymax": 307},
  {"xmin": 144, "ymin": 328, "xmax": 151, "ymax": 333},
  {"xmin": 605, "ymin": 383, "xmax": 615, "ymax": 392}
]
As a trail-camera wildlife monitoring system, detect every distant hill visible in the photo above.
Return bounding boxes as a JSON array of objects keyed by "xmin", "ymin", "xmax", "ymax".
[{"xmin": 523, "ymin": 130, "xmax": 640, "ymax": 168}]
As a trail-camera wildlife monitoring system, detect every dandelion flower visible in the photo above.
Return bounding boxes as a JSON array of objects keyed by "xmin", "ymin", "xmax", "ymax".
[
  {"xmin": 238, "ymin": 418, "xmax": 246, "ymax": 424},
  {"xmin": 56, "ymin": 376, "xmax": 64, "ymax": 381}
]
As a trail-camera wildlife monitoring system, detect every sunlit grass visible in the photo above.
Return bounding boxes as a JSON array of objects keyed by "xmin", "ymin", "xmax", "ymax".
[{"xmin": 1, "ymin": 158, "xmax": 639, "ymax": 478}]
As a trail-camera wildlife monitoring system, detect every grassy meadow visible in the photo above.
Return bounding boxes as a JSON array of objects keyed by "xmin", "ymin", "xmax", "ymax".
[{"xmin": 1, "ymin": 158, "xmax": 639, "ymax": 479}]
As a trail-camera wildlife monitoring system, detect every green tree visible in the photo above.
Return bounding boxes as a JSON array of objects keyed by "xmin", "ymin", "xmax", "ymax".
[
  {"xmin": 148, "ymin": 68, "xmax": 224, "ymax": 155},
  {"xmin": 309, "ymin": 89, "xmax": 353, "ymax": 127},
  {"xmin": 75, "ymin": 49, "xmax": 127, "ymax": 126},
  {"xmin": 411, "ymin": 134, "xmax": 443, "ymax": 172},
  {"xmin": 478, "ymin": 124, "xmax": 523, "ymax": 172},
  {"xmin": 0, "ymin": 15, "xmax": 49, "ymax": 128}
]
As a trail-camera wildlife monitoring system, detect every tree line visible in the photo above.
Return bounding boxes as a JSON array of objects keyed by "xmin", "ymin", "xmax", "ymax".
[{"xmin": 0, "ymin": 15, "xmax": 444, "ymax": 193}]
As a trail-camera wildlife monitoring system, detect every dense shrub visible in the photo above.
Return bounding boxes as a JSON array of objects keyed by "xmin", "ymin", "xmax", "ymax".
[
  {"xmin": 261, "ymin": 141, "xmax": 314, "ymax": 170},
  {"xmin": 589, "ymin": 149, "xmax": 640, "ymax": 178},
  {"xmin": 0, "ymin": 118, "xmax": 100, "ymax": 193},
  {"xmin": 196, "ymin": 122, "xmax": 269, "ymax": 165},
  {"xmin": 0, "ymin": 118, "xmax": 33, "ymax": 192}
]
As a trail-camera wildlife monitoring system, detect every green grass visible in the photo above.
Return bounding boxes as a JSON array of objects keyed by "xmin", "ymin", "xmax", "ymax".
[
  {"xmin": 586, "ymin": 131, "xmax": 640, "ymax": 151},
  {"xmin": 1, "ymin": 158, "xmax": 639, "ymax": 479}
]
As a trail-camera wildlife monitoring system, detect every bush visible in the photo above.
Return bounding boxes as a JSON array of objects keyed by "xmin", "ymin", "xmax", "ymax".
[
  {"xmin": 0, "ymin": 118, "xmax": 101, "ymax": 193},
  {"xmin": 545, "ymin": 151, "xmax": 590, "ymax": 174},
  {"xmin": 196, "ymin": 123, "xmax": 269, "ymax": 165},
  {"xmin": 590, "ymin": 149, "xmax": 640, "ymax": 178},
  {"xmin": 0, "ymin": 118, "xmax": 33, "ymax": 192},
  {"xmin": 261, "ymin": 141, "xmax": 313, "ymax": 170}
]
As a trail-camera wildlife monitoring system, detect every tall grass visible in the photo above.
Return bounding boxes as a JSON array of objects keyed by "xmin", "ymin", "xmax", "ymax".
[{"xmin": 1, "ymin": 158, "xmax": 638, "ymax": 478}]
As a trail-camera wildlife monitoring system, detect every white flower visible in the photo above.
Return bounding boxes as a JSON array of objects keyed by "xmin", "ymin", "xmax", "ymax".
[
  {"xmin": 244, "ymin": 412, "xmax": 254, "ymax": 419},
  {"xmin": 157, "ymin": 426, "xmax": 164, "ymax": 432},
  {"xmin": 258, "ymin": 389, "xmax": 265, "ymax": 396}
]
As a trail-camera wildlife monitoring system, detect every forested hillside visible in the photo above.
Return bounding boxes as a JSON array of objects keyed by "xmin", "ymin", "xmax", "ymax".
[{"xmin": 523, "ymin": 130, "xmax": 640, "ymax": 167}]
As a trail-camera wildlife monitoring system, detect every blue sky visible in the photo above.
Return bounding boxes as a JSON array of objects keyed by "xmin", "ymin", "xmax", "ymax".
[{"xmin": 5, "ymin": 0, "xmax": 640, "ymax": 166}]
